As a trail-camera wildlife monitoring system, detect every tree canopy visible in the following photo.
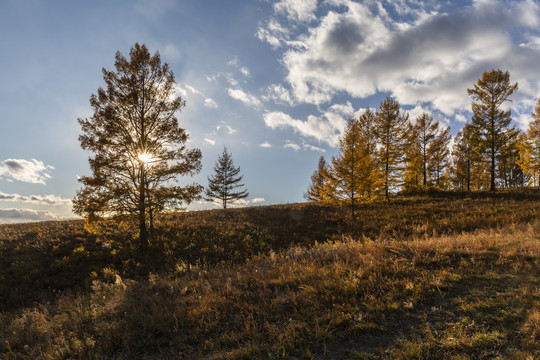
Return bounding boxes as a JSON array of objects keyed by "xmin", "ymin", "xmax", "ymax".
[
  {"xmin": 467, "ymin": 69, "xmax": 518, "ymax": 191},
  {"xmin": 307, "ymin": 110, "xmax": 381, "ymax": 216},
  {"xmin": 375, "ymin": 96, "xmax": 409, "ymax": 199},
  {"xmin": 404, "ymin": 113, "xmax": 450, "ymax": 191},
  {"xmin": 327, "ymin": 116, "xmax": 379, "ymax": 216}
]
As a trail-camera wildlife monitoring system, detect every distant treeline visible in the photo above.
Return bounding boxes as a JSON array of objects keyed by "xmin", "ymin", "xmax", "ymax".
[{"xmin": 308, "ymin": 69, "xmax": 540, "ymax": 214}]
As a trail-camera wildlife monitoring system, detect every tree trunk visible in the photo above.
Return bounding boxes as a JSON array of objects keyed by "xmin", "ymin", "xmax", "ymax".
[
  {"xmin": 351, "ymin": 192, "xmax": 355, "ymax": 218},
  {"xmin": 467, "ymin": 160, "xmax": 470, "ymax": 192},
  {"xmin": 149, "ymin": 206, "xmax": 154, "ymax": 241},
  {"xmin": 490, "ymin": 151, "xmax": 496, "ymax": 191},
  {"xmin": 139, "ymin": 207, "xmax": 148, "ymax": 248},
  {"xmin": 385, "ymin": 160, "xmax": 390, "ymax": 201},
  {"xmin": 139, "ymin": 164, "xmax": 148, "ymax": 248},
  {"xmin": 385, "ymin": 134, "xmax": 390, "ymax": 201},
  {"xmin": 423, "ymin": 147, "xmax": 427, "ymax": 189}
]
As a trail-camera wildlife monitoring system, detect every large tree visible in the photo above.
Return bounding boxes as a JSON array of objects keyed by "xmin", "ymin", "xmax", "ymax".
[
  {"xmin": 428, "ymin": 125, "xmax": 451, "ymax": 188},
  {"xmin": 451, "ymin": 124, "xmax": 478, "ymax": 191},
  {"xmin": 407, "ymin": 113, "xmax": 450, "ymax": 189},
  {"xmin": 375, "ymin": 96, "xmax": 409, "ymax": 200},
  {"xmin": 327, "ymin": 114, "xmax": 380, "ymax": 216},
  {"xmin": 205, "ymin": 147, "xmax": 249, "ymax": 209},
  {"xmin": 73, "ymin": 44, "xmax": 203, "ymax": 247},
  {"xmin": 467, "ymin": 69, "xmax": 518, "ymax": 191},
  {"xmin": 356, "ymin": 109, "xmax": 381, "ymax": 198}
]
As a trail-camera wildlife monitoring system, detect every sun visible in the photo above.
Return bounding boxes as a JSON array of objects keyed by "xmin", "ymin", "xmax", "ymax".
[{"xmin": 138, "ymin": 152, "xmax": 155, "ymax": 164}]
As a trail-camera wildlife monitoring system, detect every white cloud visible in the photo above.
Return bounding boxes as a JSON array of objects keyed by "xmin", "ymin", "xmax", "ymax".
[
  {"xmin": 516, "ymin": 0, "xmax": 539, "ymax": 27},
  {"xmin": 302, "ymin": 142, "xmax": 326, "ymax": 152},
  {"xmin": 225, "ymin": 199, "xmax": 249, "ymax": 208},
  {"xmin": 227, "ymin": 88, "xmax": 262, "ymax": 108},
  {"xmin": 0, "ymin": 208, "xmax": 60, "ymax": 224},
  {"xmin": 263, "ymin": 102, "xmax": 351, "ymax": 147},
  {"xmin": 204, "ymin": 138, "xmax": 216, "ymax": 145},
  {"xmin": 274, "ymin": 0, "xmax": 318, "ymax": 22},
  {"xmin": 328, "ymin": 102, "xmax": 354, "ymax": 116},
  {"xmin": 260, "ymin": 0, "xmax": 540, "ymax": 117},
  {"xmin": 455, "ymin": 113, "xmax": 468, "ymax": 123},
  {"xmin": 517, "ymin": 113, "xmax": 532, "ymax": 130},
  {"xmin": 256, "ymin": 18, "xmax": 290, "ymax": 49},
  {"xmin": 257, "ymin": 28, "xmax": 282, "ymax": 49},
  {"xmin": 175, "ymin": 83, "xmax": 204, "ymax": 99},
  {"xmin": 226, "ymin": 57, "xmax": 238, "ymax": 66},
  {"xmin": 174, "ymin": 83, "xmax": 188, "ymax": 97},
  {"xmin": 264, "ymin": 112, "xmax": 294, "ymax": 128},
  {"xmin": 208, "ymin": 197, "xmax": 266, "ymax": 209},
  {"xmin": 224, "ymin": 73, "xmax": 239, "ymax": 87},
  {"xmin": 207, "ymin": 72, "xmax": 239, "ymax": 86},
  {"xmin": 520, "ymin": 36, "xmax": 540, "ymax": 51},
  {"xmin": 264, "ymin": 84, "xmax": 295, "ymax": 106},
  {"xmin": 259, "ymin": 141, "xmax": 272, "ymax": 148},
  {"xmin": 185, "ymin": 84, "xmax": 202, "ymax": 96},
  {"xmin": 0, "ymin": 159, "xmax": 54, "ymax": 184},
  {"xmin": 204, "ymin": 98, "xmax": 219, "ymax": 109},
  {"xmin": 176, "ymin": 84, "xmax": 220, "ymax": 110},
  {"xmin": 283, "ymin": 140, "xmax": 326, "ymax": 152},
  {"xmin": 408, "ymin": 105, "xmax": 431, "ymax": 123},
  {"xmin": 240, "ymin": 66, "xmax": 250, "ymax": 77},
  {"xmin": 0, "ymin": 192, "xmax": 71, "ymax": 206},
  {"xmin": 284, "ymin": 141, "xmax": 301, "ymax": 151},
  {"xmin": 281, "ymin": 0, "xmax": 391, "ymax": 104},
  {"xmin": 216, "ymin": 123, "xmax": 238, "ymax": 134}
]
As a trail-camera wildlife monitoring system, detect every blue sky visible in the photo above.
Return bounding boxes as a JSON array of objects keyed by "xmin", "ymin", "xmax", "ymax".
[{"xmin": 1, "ymin": 0, "xmax": 540, "ymax": 223}]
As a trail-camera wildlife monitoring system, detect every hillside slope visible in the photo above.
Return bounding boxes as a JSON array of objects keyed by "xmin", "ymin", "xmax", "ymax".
[{"xmin": 0, "ymin": 191, "xmax": 539, "ymax": 358}]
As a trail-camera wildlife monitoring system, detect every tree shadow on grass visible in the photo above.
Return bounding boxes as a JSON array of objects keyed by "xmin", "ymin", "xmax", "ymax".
[
  {"xmin": 0, "ymin": 221, "xmax": 140, "ymax": 313},
  {"xmin": 324, "ymin": 262, "xmax": 537, "ymax": 359}
]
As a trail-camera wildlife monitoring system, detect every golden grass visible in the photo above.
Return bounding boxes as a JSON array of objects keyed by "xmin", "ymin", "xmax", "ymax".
[
  {"xmin": 1, "ymin": 219, "xmax": 538, "ymax": 359},
  {"xmin": 1, "ymin": 191, "xmax": 540, "ymax": 358}
]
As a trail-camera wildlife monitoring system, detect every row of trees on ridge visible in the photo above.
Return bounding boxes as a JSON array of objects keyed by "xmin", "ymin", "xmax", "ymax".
[{"xmin": 308, "ymin": 69, "xmax": 540, "ymax": 215}]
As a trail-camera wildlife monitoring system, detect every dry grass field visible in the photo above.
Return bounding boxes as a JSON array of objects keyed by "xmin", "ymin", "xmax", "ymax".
[{"xmin": 0, "ymin": 190, "xmax": 539, "ymax": 359}]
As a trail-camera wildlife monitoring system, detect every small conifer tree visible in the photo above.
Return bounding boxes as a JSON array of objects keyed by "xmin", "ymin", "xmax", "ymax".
[{"xmin": 205, "ymin": 147, "xmax": 249, "ymax": 208}]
